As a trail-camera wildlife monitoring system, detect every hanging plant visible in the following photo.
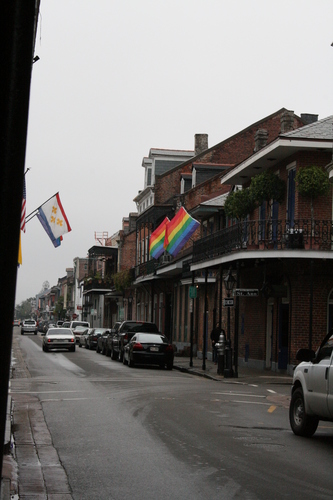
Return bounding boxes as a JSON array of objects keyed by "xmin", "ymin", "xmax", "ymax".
[
  {"xmin": 250, "ymin": 170, "xmax": 285, "ymax": 208},
  {"xmin": 112, "ymin": 269, "xmax": 133, "ymax": 293},
  {"xmin": 295, "ymin": 166, "xmax": 330, "ymax": 221},
  {"xmin": 224, "ymin": 188, "xmax": 256, "ymax": 220}
]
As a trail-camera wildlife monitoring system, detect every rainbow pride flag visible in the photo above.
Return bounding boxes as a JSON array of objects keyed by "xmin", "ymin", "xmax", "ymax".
[
  {"xmin": 149, "ymin": 217, "xmax": 170, "ymax": 259},
  {"xmin": 164, "ymin": 207, "xmax": 200, "ymax": 257}
]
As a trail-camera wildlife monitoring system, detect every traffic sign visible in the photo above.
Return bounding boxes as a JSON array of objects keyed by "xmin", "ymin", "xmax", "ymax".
[
  {"xmin": 189, "ymin": 286, "xmax": 197, "ymax": 299},
  {"xmin": 223, "ymin": 298, "xmax": 234, "ymax": 307},
  {"xmin": 233, "ymin": 289, "xmax": 259, "ymax": 297}
]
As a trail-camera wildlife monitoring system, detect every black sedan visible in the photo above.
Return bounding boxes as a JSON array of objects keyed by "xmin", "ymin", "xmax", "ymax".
[
  {"xmin": 86, "ymin": 328, "xmax": 109, "ymax": 350},
  {"xmin": 42, "ymin": 328, "xmax": 76, "ymax": 352},
  {"xmin": 123, "ymin": 333, "xmax": 174, "ymax": 369},
  {"xmin": 96, "ymin": 329, "xmax": 111, "ymax": 354}
]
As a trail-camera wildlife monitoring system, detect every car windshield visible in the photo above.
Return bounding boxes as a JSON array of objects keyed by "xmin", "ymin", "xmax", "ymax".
[
  {"xmin": 47, "ymin": 329, "xmax": 72, "ymax": 336},
  {"xmin": 25, "ymin": 320, "xmax": 35, "ymax": 324},
  {"xmin": 133, "ymin": 334, "xmax": 168, "ymax": 344},
  {"xmin": 125, "ymin": 322, "xmax": 159, "ymax": 333}
]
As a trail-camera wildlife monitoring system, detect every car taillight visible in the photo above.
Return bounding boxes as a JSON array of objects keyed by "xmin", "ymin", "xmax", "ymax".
[
  {"xmin": 132, "ymin": 342, "xmax": 144, "ymax": 351},
  {"xmin": 166, "ymin": 345, "xmax": 174, "ymax": 352},
  {"xmin": 124, "ymin": 334, "xmax": 128, "ymax": 340},
  {"xmin": 70, "ymin": 338, "xmax": 74, "ymax": 343}
]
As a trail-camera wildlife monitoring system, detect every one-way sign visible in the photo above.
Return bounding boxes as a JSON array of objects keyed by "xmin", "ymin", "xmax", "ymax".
[{"xmin": 233, "ymin": 289, "xmax": 259, "ymax": 297}]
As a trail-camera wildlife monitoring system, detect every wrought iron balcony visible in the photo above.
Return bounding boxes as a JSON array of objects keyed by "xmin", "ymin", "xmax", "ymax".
[
  {"xmin": 135, "ymin": 260, "xmax": 158, "ymax": 279},
  {"xmin": 192, "ymin": 219, "xmax": 333, "ymax": 264},
  {"xmin": 83, "ymin": 278, "xmax": 113, "ymax": 292}
]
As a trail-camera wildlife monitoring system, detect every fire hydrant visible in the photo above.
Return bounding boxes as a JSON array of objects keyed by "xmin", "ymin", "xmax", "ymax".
[{"xmin": 215, "ymin": 331, "xmax": 226, "ymax": 375}]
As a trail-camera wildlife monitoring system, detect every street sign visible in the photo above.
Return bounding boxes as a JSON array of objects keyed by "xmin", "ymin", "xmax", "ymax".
[
  {"xmin": 189, "ymin": 286, "xmax": 197, "ymax": 299},
  {"xmin": 223, "ymin": 298, "xmax": 234, "ymax": 307},
  {"xmin": 233, "ymin": 289, "xmax": 259, "ymax": 297}
]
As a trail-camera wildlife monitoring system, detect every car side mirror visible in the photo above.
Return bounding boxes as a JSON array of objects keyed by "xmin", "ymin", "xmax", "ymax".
[{"xmin": 296, "ymin": 348, "xmax": 315, "ymax": 362}]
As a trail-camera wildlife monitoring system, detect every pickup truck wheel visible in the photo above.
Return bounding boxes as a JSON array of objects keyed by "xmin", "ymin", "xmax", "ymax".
[{"xmin": 289, "ymin": 388, "xmax": 319, "ymax": 437}]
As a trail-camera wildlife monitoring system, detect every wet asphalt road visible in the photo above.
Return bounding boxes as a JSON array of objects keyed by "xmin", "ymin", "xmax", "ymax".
[{"xmin": 11, "ymin": 330, "xmax": 333, "ymax": 500}]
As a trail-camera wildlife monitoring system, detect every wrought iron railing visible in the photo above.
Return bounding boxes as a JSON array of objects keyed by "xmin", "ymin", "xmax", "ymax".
[
  {"xmin": 192, "ymin": 219, "xmax": 333, "ymax": 264},
  {"xmin": 135, "ymin": 259, "xmax": 159, "ymax": 278}
]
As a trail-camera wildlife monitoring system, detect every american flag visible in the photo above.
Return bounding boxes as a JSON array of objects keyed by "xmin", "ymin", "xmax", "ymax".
[{"xmin": 20, "ymin": 178, "xmax": 26, "ymax": 232}]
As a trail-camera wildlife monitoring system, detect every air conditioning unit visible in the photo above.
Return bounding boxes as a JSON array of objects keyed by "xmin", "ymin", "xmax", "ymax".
[{"xmin": 161, "ymin": 254, "xmax": 172, "ymax": 264}]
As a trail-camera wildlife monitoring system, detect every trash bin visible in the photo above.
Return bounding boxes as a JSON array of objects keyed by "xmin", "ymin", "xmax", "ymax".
[
  {"xmin": 215, "ymin": 331, "xmax": 225, "ymax": 375},
  {"xmin": 224, "ymin": 339, "xmax": 233, "ymax": 378}
]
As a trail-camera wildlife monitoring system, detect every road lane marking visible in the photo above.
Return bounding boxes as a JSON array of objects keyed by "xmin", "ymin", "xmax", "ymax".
[
  {"xmin": 267, "ymin": 389, "xmax": 277, "ymax": 394},
  {"xmin": 212, "ymin": 392, "xmax": 265, "ymax": 398},
  {"xmin": 268, "ymin": 405, "xmax": 277, "ymax": 413},
  {"xmin": 232, "ymin": 400, "xmax": 271, "ymax": 405}
]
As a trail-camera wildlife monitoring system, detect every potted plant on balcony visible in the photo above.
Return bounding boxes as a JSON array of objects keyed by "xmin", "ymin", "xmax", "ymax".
[
  {"xmin": 295, "ymin": 165, "xmax": 330, "ymax": 249},
  {"xmin": 224, "ymin": 188, "xmax": 257, "ymax": 248},
  {"xmin": 250, "ymin": 171, "xmax": 285, "ymax": 249}
]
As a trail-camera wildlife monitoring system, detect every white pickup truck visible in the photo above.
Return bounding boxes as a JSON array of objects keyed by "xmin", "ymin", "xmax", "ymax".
[{"xmin": 289, "ymin": 331, "xmax": 333, "ymax": 437}]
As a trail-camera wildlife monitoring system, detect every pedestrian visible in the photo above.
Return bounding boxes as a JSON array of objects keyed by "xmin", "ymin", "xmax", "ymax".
[{"xmin": 211, "ymin": 326, "xmax": 224, "ymax": 364}]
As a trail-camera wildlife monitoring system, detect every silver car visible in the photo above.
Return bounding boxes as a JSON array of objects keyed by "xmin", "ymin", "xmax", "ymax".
[
  {"xmin": 21, "ymin": 319, "xmax": 38, "ymax": 335},
  {"xmin": 42, "ymin": 327, "xmax": 76, "ymax": 352}
]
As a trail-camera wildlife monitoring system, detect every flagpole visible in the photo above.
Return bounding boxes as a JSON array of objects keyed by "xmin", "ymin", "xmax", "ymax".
[{"xmin": 25, "ymin": 191, "xmax": 59, "ymax": 224}]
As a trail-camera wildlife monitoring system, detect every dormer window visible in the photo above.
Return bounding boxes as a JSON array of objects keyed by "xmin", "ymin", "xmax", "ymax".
[
  {"xmin": 181, "ymin": 174, "xmax": 192, "ymax": 194},
  {"xmin": 146, "ymin": 167, "xmax": 152, "ymax": 187}
]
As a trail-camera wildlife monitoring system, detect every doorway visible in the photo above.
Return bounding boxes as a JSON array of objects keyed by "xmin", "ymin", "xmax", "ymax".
[
  {"xmin": 278, "ymin": 303, "xmax": 289, "ymax": 370},
  {"xmin": 266, "ymin": 299, "xmax": 274, "ymax": 369}
]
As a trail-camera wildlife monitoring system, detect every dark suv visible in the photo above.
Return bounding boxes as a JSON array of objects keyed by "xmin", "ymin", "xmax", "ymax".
[{"xmin": 111, "ymin": 321, "xmax": 159, "ymax": 362}]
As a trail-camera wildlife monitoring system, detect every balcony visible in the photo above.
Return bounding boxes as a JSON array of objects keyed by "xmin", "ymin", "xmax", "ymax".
[
  {"xmin": 83, "ymin": 278, "xmax": 113, "ymax": 292},
  {"xmin": 192, "ymin": 219, "xmax": 333, "ymax": 264},
  {"xmin": 135, "ymin": 260, "xmax": 158, "ymax": 279}
]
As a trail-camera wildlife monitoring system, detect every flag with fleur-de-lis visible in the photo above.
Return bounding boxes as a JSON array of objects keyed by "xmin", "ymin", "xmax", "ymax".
[{"xmin": 37, "ymin": 193, "xmax": 71, "ymax": 247}]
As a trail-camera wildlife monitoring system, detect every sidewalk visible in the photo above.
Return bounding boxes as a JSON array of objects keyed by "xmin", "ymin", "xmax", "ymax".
[
  {"xmin": 173, "ymin": 356, "xmax": 293, "ymax": 385},
  {"xmin": 1, "ymin": 335, "xmax": 73, "ymax": 500},
  {"xmin": 1, "ymin": 344, "xmax": 292, "ymax": 500}
]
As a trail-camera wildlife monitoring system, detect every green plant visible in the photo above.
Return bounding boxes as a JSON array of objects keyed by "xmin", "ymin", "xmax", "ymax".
[
  {"xmin": 112, "ymin": 269, "xmax": 133, "ymax": 293},
  {"xmin": 54, "ymin": 296, "xmax": 64, "ymax": 319},
  {"xmin": 224, "ymin": 188, "xmax": 256, "ymax": 220},
  {"xmin": 295, "ymin": 166, "xmax": 330, "ymax": 221},
  {"xmin": 250, "ymin": 171, "xmax": 285, "ymax": 209}
]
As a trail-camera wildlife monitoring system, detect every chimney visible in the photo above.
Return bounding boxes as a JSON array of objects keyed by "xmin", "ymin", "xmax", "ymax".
[
  {"xmin": 195, "ymin": 134, "xmax": 208, "ymax": 155},
  {"xmin": 254, "ymin": 129, "xmax": 268, "ymax": 152},
  {"xmin": 281, "ymin": 110, "xmax": 295, "ymax": 133},
  {"xmin": 301, "ymin": 113, "xmax": 318, "ymax": 125}
]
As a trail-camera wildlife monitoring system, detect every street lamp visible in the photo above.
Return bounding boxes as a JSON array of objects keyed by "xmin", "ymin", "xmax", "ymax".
[{"xmin": 224, "ymin": 269, "xmax": 236, "ymax": 377}]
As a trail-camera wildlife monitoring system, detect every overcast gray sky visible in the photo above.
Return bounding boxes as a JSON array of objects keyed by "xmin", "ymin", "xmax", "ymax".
[{"xmin": 15, "ymin": 0, "xmax": 333, "ymax": 305}]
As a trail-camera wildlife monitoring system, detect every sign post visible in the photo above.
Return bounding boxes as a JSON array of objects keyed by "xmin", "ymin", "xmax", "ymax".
[{"xmin": 233, "ymin": 289, "xmax": 259, "ymax": 297}]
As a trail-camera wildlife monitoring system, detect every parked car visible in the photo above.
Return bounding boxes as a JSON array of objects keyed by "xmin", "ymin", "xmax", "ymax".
[
  {"xmin": 62, "ymin": 320, "xmax": 90, "ymax": 333},
  {"xmin": 96, "ymin": 329, "xmax": 112, "ymax": 354},
  {"xmin": 105, "ymin": 322, "xmax": 122, "ymax": 356},
  {"xmin": 21, "ymin": 319, "xmax": 38, "ymax": 335},
  {"xmin": 42, "ymin": 327, "xmax": 76, "ymax": 352},
  {"xmin": 73, "ymin": 326, "xmax": 89, "ymax": 344},
  {"xmin": 289, "ymin": 330, "xmax": 333, "ymax": 437},
  {"xmin": 13, "ymin": 319, "xmax": 20, "ymax": 327},
  {"xmin": 111, "ymin": 321, "xmax": 159, "ymax": 362},
  {"xmin": 79, "ymin": 328, "xmax": 93, "ymax": 348},
  {"xmin": 86, "ymin": 328, "xmax": 108, "ymax": 350},
  {"xmin": 123, "ymin": 333, "xmax": 174, "ymax": 369}
]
